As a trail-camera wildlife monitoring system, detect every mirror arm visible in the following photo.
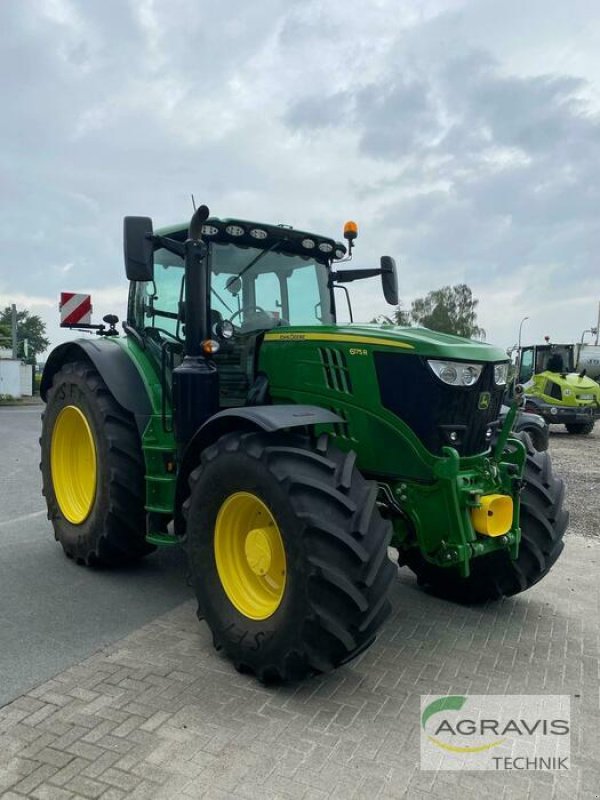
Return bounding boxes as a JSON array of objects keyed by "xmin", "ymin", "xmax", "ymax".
[
  {"xmin": 151, "ymin": 234, "xmax": 185, "ymax": 258},
  {"xmin": 329, "ymin": 268, "xmax": 382, "ymax": 285}
]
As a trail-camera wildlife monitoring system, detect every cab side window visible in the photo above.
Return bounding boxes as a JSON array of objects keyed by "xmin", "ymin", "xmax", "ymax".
[
  {"xmin": 519, "ymin": 348, "xmax": 534, "ymax": 383},
  {"xmin": 254, "ymin": 272, "xmax": 282, "ymax": 320}
]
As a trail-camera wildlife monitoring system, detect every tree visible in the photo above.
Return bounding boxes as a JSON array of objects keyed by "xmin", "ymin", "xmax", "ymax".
[
  {"xmin": 393, "ymin": 302, "xmax": 411, "ymax": 327},
  {"xmin": 0, "ymin": 307, "xmax": 50, "ymax": 363},
  {"xmin": 409, "ymin": 284, "xmax": 485, "ymax": 339},
  {"xmin": 369, "ymin": 303, "xmax": 410, "ymax": 326}
]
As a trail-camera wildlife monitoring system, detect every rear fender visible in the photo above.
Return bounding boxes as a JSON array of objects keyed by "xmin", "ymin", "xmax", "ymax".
[{"xmin": 40, "ymin": 339, "xmax": 152, "ymax": 435}]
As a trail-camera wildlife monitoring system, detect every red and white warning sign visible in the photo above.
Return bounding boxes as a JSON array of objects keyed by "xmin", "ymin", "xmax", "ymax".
[{"xmin": 60, "ymin": 293, "xmax": 92, "ymax": 326}]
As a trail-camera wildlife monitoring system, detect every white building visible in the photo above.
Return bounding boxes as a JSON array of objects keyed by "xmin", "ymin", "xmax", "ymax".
[{"xmin": 0, "ymin": 349, "xmax": 32, "ymax": 398}]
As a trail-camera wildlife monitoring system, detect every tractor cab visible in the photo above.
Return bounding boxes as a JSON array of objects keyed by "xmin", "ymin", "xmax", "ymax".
[
  {"xmin": 125, "ymin": 213, "xmax": 397, "ymax": 412},
  {"xmin": 518, "ymin": 344, "xmax": 575, "ymax": 382},
  {"xmin": 129, "ymin": 221, "xmax": 338, "ymax": 407}
]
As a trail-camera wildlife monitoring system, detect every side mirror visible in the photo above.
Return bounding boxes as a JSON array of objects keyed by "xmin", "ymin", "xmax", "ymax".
[
  {"xmin": 124, "ymin": 217, "xmax": 154, "ymax": 282},
  {"xmin": 380, "ymin": 256, "xmax": 398, "ymax": 306}
]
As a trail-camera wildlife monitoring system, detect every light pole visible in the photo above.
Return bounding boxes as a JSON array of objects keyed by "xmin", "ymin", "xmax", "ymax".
[
  {"xmin": 514, "ymin": 316, "xmax": 529, "ymax": 388},
  {"xmin": 517, "ymin": 316, "xmax": 529, "ymax": 352}
]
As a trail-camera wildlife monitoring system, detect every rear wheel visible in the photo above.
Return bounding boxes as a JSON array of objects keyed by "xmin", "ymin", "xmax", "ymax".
[
  {"xmin": 183, "ymin": 430, "xmax": 395, "ymax": 682},
  {"xmin": 565, "ymin": 420, "xmax": 594, "ymax": 435},
  {"xmin": 40, "ymin": 360, "xmax": 153, "ymax": 565},
  {"xmin": 403, "ymin": 433, "xmax": 568, "ymax": 603}
]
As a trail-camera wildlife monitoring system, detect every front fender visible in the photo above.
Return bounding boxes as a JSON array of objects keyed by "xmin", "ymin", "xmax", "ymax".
[{"xmin": 174, "ymin": 405, "xmax": 342, "ymax": 536}]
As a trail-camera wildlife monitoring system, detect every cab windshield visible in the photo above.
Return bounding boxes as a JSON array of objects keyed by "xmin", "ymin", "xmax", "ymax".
[
  {"xmin": 132, "ymin": 241, "xmax": 335, "ymax": 343},
  {"xmin": 210, "ymin": 243, "xmax": 334, "ymax": 332},
  {"xmin": 537, "ymin": 346, "xmax": 574, "ymax": 373}
]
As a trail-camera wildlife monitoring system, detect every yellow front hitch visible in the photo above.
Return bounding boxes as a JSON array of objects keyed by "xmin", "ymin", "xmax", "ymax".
[{"xmin": 471, "ymin": 494, "xmax": 514, "ymax": 537}]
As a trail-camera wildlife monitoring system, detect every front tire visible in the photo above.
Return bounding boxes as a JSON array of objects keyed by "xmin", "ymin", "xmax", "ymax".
[
  {"xmin": 403, "ymin": 433, "xmax": 568, "ymax": 603},
  {"xmin": 518, "ymin": 425, "xmax": 548, "ymax": 452},
  {"xmin": 183, "ymin": 431, "xmax": 395, "ymax": 682},
  {"xmin": 40, "ymin": 360, "xmax": 153, "ymax": 566},
  {"xmin": 565, "ymin": 420, "xmax": 595, "ymax": 435}
]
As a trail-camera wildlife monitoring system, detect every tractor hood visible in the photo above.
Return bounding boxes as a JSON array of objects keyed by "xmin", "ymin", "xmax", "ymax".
[
  {"xmin": 261, "ymin": 323, "xmax": 509, "ymax": 461},
  {"xmin": 264, "ymin": 324, "xmax": 507, "ymax": 362}
]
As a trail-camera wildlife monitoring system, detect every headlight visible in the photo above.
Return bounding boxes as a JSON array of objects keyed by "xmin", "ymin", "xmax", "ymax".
[
  {"xmin": 494, "ymin": 363, "xmax": 509, "ymax": 386},
  {"xmin": 427, "ymin": 360, "xmax": 483, "ymax": 387}
]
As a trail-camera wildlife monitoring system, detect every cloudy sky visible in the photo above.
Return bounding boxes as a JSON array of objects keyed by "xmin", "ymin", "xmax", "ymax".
[{"xmin": 1, "ymin": 0, "xmax": 599, "ymax": 356}]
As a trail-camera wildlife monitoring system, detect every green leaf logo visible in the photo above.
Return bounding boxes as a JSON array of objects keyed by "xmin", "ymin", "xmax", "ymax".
[
  {"xmin": 422, "ymin": 695, "xmax": 467, "ymax": 729},
  {"xmin": 422, "ymin": 696, "xmax": 505, "ymax": 753}
]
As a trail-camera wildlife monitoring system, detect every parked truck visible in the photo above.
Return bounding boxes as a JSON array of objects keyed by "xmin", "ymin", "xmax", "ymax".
[{"xmin": 516, "ymin": 341, "xmax": 600, "ymax": 434}]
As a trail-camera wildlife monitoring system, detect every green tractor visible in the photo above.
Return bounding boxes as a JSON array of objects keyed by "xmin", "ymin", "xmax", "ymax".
[
  {"xmin": 517, "ymin": 342, "xmax": 600, "ymax": 434},
  {"xmin": 40, "ymin": 206, "xmax": 568, "ymax": 682}
]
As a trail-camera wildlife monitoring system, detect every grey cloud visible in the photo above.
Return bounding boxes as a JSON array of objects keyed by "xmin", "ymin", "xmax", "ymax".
[
  {"xmin": 1, "ymin": 0, "xmax": 599, "ymax": 354},
  {"xmin": 283, "ymin": 92, "xmax": 351, "ymax": 130},
  {"xmin": 284, "ymin": 42, "xmax": 600, "ymax": 298}
]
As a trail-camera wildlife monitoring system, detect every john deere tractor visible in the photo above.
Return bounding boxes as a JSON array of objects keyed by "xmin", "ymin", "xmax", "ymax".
[{"xmin": 40, "ymin": 206, "xmax": 568, "ymax": 682}]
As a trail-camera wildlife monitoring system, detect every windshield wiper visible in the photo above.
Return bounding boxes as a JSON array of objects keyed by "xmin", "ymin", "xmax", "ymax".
[{"xmin": 225, "ymin": 239, "xmax": 285, "ymax": 292}]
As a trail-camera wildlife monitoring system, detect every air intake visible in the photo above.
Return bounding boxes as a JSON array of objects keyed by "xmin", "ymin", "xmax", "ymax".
[{"xmin": 319, "ymin": 348, "xmax": 353, "ymax": 394}]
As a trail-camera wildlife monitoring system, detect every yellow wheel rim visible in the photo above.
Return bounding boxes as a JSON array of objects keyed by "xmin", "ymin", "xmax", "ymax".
[
  {"xmin": 214, "ymin": 491, "xmax": 286, "ymax": 620},
  {"xmin": 50, "ymin": 405, "xmax": 97, "ymax": 524}
]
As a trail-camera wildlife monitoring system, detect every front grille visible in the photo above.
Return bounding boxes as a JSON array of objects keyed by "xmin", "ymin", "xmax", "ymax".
[{"xmin": 374, "ymin": 353, "xmax": 504, "ymax": 456}]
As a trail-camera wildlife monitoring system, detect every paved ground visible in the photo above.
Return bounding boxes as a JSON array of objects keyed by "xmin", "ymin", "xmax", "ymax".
[
  {"xmin": 1, "ymin": 406, "xmax": 599, "ymax": 797},
  {"xmin": 547, "ymin": 426, "xmax": 600, "ymax": 538},
  {"xmin": 0, "ymin": 534, "xmax": 598, "ymax": 799},
  {"xmin": 0, "ymin": 405, "xmax": 192, "ymax": 707}
]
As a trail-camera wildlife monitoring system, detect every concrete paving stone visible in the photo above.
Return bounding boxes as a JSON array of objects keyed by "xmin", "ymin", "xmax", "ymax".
[
  {"xmin": 63, "ymin": 739, "xmax": 107, "ymax": 761},
  {"xmin": 32, "ymin": 749, "xmax": 73, "ymax": 770},
  {"xmin": 126, "ymin": 760, "xmax": 172, "ymax": 786},
  {"xmin": 80, "ymin": 749, "xmax": 122, "ymax": 780},
  {"xmin": 0, "ymin": 531, "xmax": 599, "ymax": 797},
  {"xmin": 29, "ymin": 783, "xmax": 75, "ymax": 800},
  {"xmin": 89, "ymin": 766, "xmax": 141, "ymax": 793},
  {"xmin": 149, "ymin": 774, "xmax": 191, "ymax": 799},
  {"xmin": 80, "ymin": 719, "xmax": 119, "ymax": 744},
  {"xmin": 96, "ymin": 790, "xmax": 127, "ymax": 800},
  {"xmin": 48, "ymin": 756, "xmax": 92, "ymax": 788},
  {"xmin": 63, "ymin": 774, "xmax": 109, "ymax": 799},
  {"xmin": 12, "ymin": 764, "xmax": 59, "ymax": 795},
  {"xmin": 0, "ymin": 766, "xmax": 21, "ymax": 794},
  {"xmin": 304, "ymin": 789, "xmax": 331, "ymax": 800}
]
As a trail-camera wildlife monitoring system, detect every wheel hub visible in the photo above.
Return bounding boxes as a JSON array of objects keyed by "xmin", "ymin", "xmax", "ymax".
[
  {"xmin": 214, "ymin": 491, "xmax": 286, "ymax": 620},
  {"xmin": 50, "ymin": 405, "xmax": 97, "ymax": 525},
  {"xmin": 244, "ymin": 528, "xmax": 273, "ymax": 576}
]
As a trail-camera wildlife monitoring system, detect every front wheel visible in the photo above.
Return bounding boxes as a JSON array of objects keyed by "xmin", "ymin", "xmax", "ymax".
[
  {"xmin": 182, "ymin": 431, "xmax": 395, "ymax": 682},
  {"xmin": 403, "ymin": 433, "xmax": 568, "ymax": 603},
  {"xmin": 565, "ymin": 420, "xmax": 595, "ymax": 435}
]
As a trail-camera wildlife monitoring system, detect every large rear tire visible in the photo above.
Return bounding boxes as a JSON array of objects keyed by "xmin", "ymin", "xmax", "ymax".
[
  {"xmin": 565, "ymin": 420, "xmax": 594, "ymax": 435},
  {"xmin": 183, "ymin": 430, "xmax": 395, "ymax": 682},
  {"xmin": 403, "ymin": 433, "xmax": 568, "ymax": 603},
  {"xmin": 40, "ymin": 360, "xmax": 153, "ymax": 566}
]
